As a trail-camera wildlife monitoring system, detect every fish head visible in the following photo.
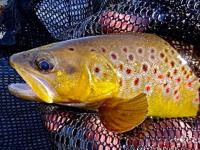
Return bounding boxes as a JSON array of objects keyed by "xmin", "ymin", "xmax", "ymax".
[{"xmin": 8, "ymin": 41, "xmax": 119, "ymax": 104}]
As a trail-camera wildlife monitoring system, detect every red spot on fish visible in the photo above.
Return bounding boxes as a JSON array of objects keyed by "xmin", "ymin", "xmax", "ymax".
[
  {"xmin": 138, "ymin": 48, "xmax": 143, "ymax": 54},
  {"xmin": 123, "ymin": 47, "xmax": 127, "ymax": 52},
  {"xmin": 134, "ymin": 78, "xmax": 140, "ymax": 86},
  {"xmin": 95, "ymin": 67, "xmax": 100, "ymax": 73},
  {"xmin": 153, "ymin": 68, "xmax": 157, "ymax": 74},
  {"xmin": 142, "ymin": 64, "xmax": 148, "ymax": 72},
  {"xmin": 166, "ymin": 72, "xmax": 171, "ymax": 78},
  {"xmin": 160, "ymin": 53, "xmax": 165, "ymax": 58},
  {"xmin": 187, "ymin": 82, "xmax": 192, "ymax": 88},
  {"xmin": 194, "ymin": 97, "xmax": 200, "ymax": 103},
  {"xmin": 158, "ymin": 74, "xmax": 164, "ymax": 79},
  {"xmin": 173, "ymin": 69, "xmax": 178, "ymax": 75},
  {"xmin": 69, "ymin": 48, "xmax": 74, "ymax": 51},
  {"xmin": 151, "ymin": 49, "xmax": 155, "ymax": 53},
  {"xmin": 126, "ymin": 68, "xmax": 132, "ymax": 74},
  {"xmin": 186, "ymin": 74, "xmax": 190, "ymax": 79},
  {"xmin": 184, "ymin": 70, "xmax": 187, "ymax": 75},
  {"xmin": 119, "ymin": 64, "xmax": 123, "ymax": 71},
  {"xmin": 176, "ymin": 77, "xmax": 181, "ymax": 83},
  {"xmin": 128, "ymin": 54, "xmax": 134, "ymax": 61},
  {"xmin": 150, "ymin": 55, "xmax": 155, "ymax": 60},
  {"xmin": 101, "ymin": 48, "xmax": 106, "ymax": 53},
  {"xmin": 145, "ymin": 85, "xmax": 151, "ymax": 91},
  {"xmin": 175, "ymin": 95, "xmax": 180, "ymax": 101},
  {"xmin": 111, "ymin": 53, "xmax": 117, "ymax": 60},
  {"xmin": 163, "ymin": 83, "xmax": 168, "ymax": 87},
  {"xmin": 165, "ymin": 87, "xmax": 170, "ymax": 93},
  {"xmin": 170, "ymin": 61, "xmax": 175, "ymax": 67},
  {"xmin": 174, "ymin": 90, "xmax": 178, "ymax": 95}
]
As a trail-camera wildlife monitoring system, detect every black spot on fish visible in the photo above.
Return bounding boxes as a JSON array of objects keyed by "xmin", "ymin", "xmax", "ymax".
[
  {"xmin": 69, "ymin": 48, "xmax": 74, "ymax": 51},
  {"xmin": 66, "ymin": 65, "xmax": 76, "ymax": 74},
  {"xmin": 94, "ymin": 67, "xmax": 100, "ymax": 73}
]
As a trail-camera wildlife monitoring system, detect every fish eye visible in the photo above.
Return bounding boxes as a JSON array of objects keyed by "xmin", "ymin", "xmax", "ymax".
[{"xmin": 35, "ymin": 58, "xmax": 54, "ymax": 72}]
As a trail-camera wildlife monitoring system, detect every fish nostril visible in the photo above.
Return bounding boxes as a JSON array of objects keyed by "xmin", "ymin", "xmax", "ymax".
[{"xmin": 22, "ymin": 53, "xmax": 30, "ymax": 59}]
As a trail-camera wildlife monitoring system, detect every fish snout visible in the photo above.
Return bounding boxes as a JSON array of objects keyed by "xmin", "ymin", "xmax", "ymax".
[
  {"xmin": 9, "ymin": 52, "xmax": 31, "ymax": 68},
  {"xmin": 9, "ymin": 54, "xmax": 19, "ymax": 68}
]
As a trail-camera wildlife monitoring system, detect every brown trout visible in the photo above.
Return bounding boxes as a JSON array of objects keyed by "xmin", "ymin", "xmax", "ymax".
[{"xmin": 8, "ymin": 33, "xmax": 200, "ymax": 133}]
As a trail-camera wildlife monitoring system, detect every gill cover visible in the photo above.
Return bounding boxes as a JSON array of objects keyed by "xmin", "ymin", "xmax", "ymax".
[
  {"xmin": 51, "ymin": 51, "xmax": 119, "ymax": 103},
  {"xmin": 83, "ymin": 51, "xmax": 119, "ymax": 102}
]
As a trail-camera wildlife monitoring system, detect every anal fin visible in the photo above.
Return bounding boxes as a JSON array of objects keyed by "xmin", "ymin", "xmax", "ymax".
[{"xmin": 98, "ymin": 93, "xmax": 148, "ymax": 133}]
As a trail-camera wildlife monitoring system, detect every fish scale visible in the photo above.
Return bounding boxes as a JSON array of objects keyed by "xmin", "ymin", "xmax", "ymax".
[{"xmin": 81, "ymin": 34, "xmax": 199, "ymax": 117}]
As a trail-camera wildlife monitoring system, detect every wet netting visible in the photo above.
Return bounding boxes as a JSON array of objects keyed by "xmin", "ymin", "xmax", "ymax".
[{"xmin": 0, "ymin": 0, "xmax": 200, "ymax": 149}]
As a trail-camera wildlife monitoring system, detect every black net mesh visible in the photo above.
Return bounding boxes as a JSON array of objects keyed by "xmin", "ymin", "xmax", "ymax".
[
  {"xmin": 0, "ymin": 53, "xmax": 52, "ymax": 149},
  {"xmin": 0, "ymin": 0, "xmax": 200, "ymax": 149},
  {"xmin": 34, "ymin": 0, "xmax": 102, "ymax": 39},
  {"xmin": 41, "ymin": 105, "xmax": 200, "ymax": 150}
]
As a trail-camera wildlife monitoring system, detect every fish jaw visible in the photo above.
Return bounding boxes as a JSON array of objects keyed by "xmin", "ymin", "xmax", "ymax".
[
  {"xmin": 8, "ymin": 83, "xmax": 41, "ymax": 102},
  {"xmin": 9, "ymin": 53, "xmax": 55, "ymax": 103}
]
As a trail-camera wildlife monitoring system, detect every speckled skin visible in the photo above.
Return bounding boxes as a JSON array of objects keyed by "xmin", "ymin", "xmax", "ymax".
[
  {"xmin": 16, "ymin": 33, "xmax": 199, "ymax": 118},
  {"xmin": 82, "ymin": 33, "xmax": 200, "ymax": 117}
]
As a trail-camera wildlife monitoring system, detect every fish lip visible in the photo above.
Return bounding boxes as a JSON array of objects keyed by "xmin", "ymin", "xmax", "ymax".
[
  {"xmin": 8, "ymin": 60, "xmax": 40, "ymax": 101},
  {"xmin": 8, "ymin": 83, "xmax": 40, "ymax": 101}
]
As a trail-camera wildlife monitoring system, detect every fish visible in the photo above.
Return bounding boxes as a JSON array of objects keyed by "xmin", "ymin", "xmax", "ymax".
[{"xmin": 8, "ymin": 33, "xmax": 200, "ymax": 133}]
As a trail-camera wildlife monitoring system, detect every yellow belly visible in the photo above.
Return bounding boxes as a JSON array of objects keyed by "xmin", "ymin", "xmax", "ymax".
[{"xmin": 147, "ymin": 84, "xmax": 199, "ymax": 117}]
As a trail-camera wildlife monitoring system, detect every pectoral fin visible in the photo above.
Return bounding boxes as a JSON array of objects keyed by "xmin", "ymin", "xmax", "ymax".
[{"xmin": 98, "ymin": 93, "xmax": 148, "ymax": 133}]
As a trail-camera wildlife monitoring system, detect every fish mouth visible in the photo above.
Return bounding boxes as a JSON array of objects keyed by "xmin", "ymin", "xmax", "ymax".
[
  {"xmin": 8, "ymin": 83, "xmax": 41, "ymax": 101},
  {"xmin": 8, "ymin": 59, "xmax": 54, "ymax": 103}
]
